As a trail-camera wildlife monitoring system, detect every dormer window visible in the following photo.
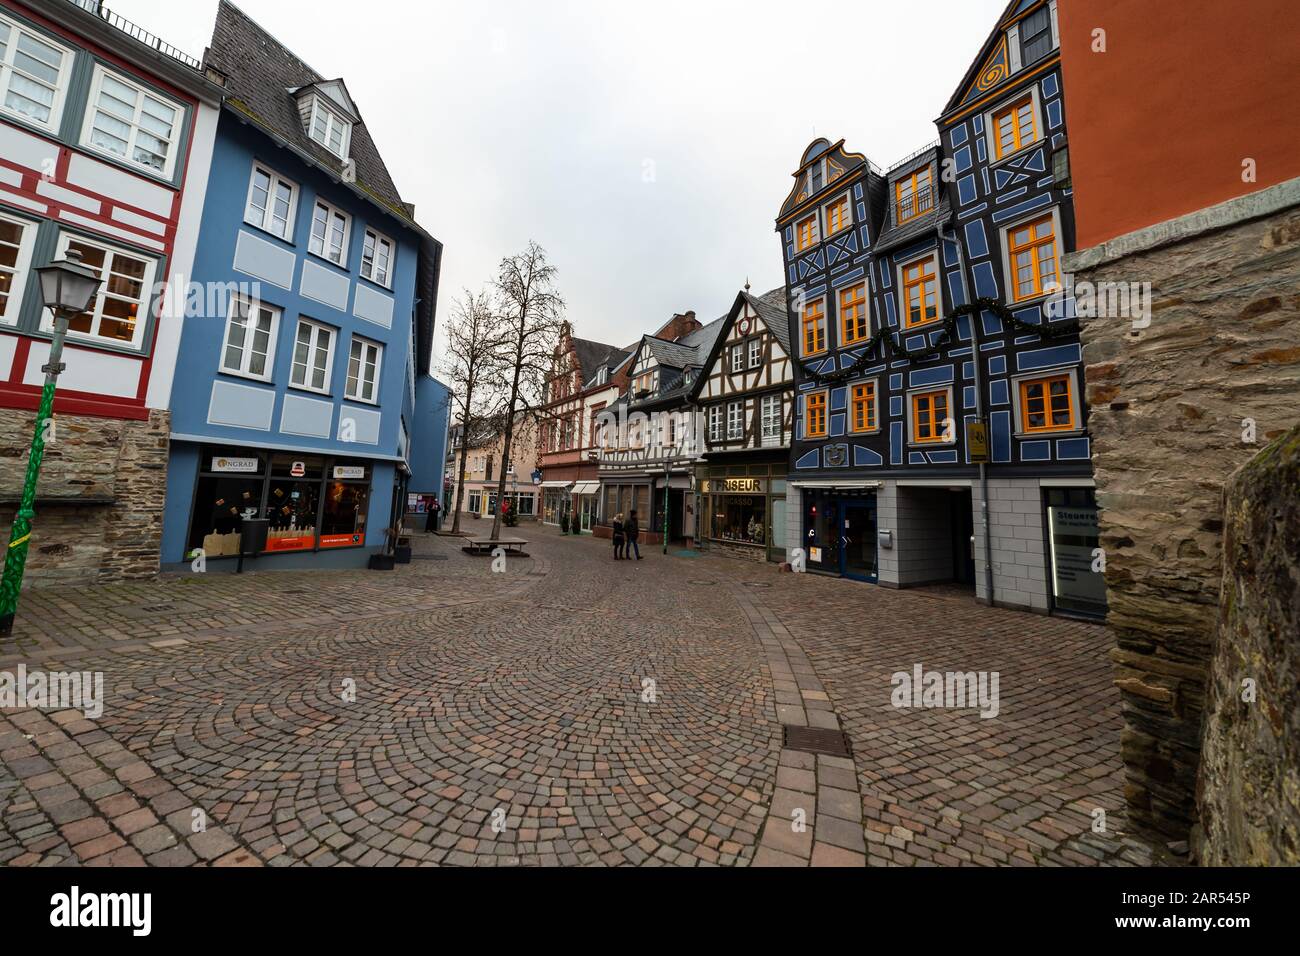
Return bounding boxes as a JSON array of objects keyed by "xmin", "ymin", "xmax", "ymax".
[{"xmin": 308, "ymin": 96, "xmax": 351, "ymax": 159}]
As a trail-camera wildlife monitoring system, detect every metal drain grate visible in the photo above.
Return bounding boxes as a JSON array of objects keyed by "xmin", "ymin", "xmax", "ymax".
[
  {"xmin": 410, "ymin": 554, "xmax": 449, "ymax": 561},
  {"xmin": 744, "ymin": 581, "xmax": 773, "ymax": 588},
  {"xmin": 782, "ymin": 725, "xmax": 853, "ymax": 758}
]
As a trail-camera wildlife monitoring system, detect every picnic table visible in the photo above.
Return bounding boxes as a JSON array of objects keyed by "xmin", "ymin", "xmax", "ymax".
[{"xmin": 463, "ymin": 536, "xmax": 529, "ymax": 557}]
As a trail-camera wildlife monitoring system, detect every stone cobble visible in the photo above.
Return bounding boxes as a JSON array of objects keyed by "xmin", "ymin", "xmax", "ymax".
[{"xmin": 0, "ymin": 526, "xmax": 1170, "ymax": 866}]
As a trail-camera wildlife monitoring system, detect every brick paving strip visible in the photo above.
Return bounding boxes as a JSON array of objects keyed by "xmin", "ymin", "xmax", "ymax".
[
  {"xmin": 0, "ymin": 708, "xmax": 262, "ymax": 866},
  {"xmin": 732, "ymin": 589, "xmax": 866, "ymax": 867}
]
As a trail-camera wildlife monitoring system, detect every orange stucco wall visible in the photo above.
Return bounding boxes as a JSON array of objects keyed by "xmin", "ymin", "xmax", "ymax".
[{"xmin": 1058, "ymin": 0, "xmax": 1300, "ymax": 249}]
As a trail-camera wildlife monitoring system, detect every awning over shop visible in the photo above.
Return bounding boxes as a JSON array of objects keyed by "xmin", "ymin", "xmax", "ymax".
[
  {"xmin": 572, "ymin": 482, "xmax": 599, "ymax": 496},
  {"xmin": 540, "ymin": 480, "xmax": 573, "ymax": 489}
]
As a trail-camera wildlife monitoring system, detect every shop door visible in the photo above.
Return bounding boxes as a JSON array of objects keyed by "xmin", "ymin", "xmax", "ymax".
[
  {"xmin": 950, "ymin": 490, "xmax": 976, "ymax": 586},
  {"xmin": 768, "ymin": 497, "xmax": 786, "ymax": 563},
  {"xmin": 839, "ymin": 500, "xmax": 878, "ymax": 582}
]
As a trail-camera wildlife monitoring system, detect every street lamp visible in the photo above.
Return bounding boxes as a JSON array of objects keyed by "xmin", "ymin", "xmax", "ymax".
[{"xmin": 0, "ymin": 250, "xmax": 102, "ymax": 636}]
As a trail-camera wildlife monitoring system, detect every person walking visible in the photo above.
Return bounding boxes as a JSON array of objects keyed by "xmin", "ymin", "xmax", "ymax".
[
  {"xmin": 625, "ymin": 509, "xmax": 642, "ymax": 560},
  {"xmin": 612, "ymin": 512, "xmax": 625, "ymax": 560}
]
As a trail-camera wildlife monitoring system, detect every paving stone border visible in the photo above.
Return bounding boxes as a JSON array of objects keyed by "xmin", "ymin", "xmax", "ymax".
[{"xmin": 732, "ymin": 589, "xmax": 866, "ymax": 867}]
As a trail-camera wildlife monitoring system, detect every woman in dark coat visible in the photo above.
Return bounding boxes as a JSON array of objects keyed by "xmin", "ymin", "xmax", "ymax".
[{"xmin": 612, "ymin": 513, "xmax": 625, "ymax": 560}]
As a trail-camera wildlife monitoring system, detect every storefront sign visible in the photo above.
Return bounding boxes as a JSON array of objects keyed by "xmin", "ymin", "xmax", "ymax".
[
  {"xmin": 333, "ymin": 465, "xmax": 365, "ymax": 479},
  {"xmin": 211, "ymin": 456, "xmax": 259, "ymax": 473},
  {"xmin": 320, "ymin": 532, "xmax": 365, "ymax": 549},
  {"xmin": 1047, "ymin": 506, "xmax": 1107, "ymax": 617},
  {"xmin": 809, "ymin": 546, "xmax": 822, "ymax": 563},
  {"xmin": 966, "ymin": 422, "xmax": 989, "ymax": 462},
  {"xmin": 290, "ymin": 461, "xmax": 306, "ymax": 478},
  {"xmin": 702, "ymin": 477, "xmax": 765, "ymax": 494},
  {"xmin": 264, "ymin": 533, "xmax": 313, "ymax": 552}
]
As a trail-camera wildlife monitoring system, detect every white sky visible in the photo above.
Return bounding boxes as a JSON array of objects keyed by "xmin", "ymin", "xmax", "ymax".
[{"xmin": 111, "ymin": 0, "xmax": 1009, "ymax": 356}]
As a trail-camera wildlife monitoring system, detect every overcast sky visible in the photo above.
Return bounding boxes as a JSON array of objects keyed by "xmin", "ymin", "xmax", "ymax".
[{"xmin": 114, "ymin": 0, "xmax": 1008, "ymax": 358}]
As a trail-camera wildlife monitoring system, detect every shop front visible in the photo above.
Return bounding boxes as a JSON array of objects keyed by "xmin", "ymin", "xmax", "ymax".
[
  {"xmin": 541, "ymin": 480, "xmax": 572, "ymax": 527},
  {"xmin": 183, "ymin": 445, "xmax": 377, "ymax": 561},
  {"xmin": 572, "ymin": 481, "xmax": 599, "ymax": 532},
  {"xmin": 797, "ymin": 483, "xmax": 879, "ymax": 580},
  {"xmin": 698, "ymin": 462, "xmax": 788, "ymax": 562}
]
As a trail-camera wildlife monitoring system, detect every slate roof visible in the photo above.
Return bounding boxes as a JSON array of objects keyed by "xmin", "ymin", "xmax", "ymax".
[
  {"xmin": 205, "ymin": 1, "xmax": 411, "ymax": 226},
  {"xmin": 572, "ymin": 337, "xmax": 627, "ymax": 380},
  {"xmin": 873, "ymin": 145, "xmax": 952, "ymax": 254},
  {"xmin": 630, "ymin": 316, "xmax": 727, "ymax": 410},
  {"xmin": 743, "ymin": 286, "xmax": 792, "ymax": 356},
  {"xmin": 204, "ymin": 0, "xmax": 443, "ymax": 372}
]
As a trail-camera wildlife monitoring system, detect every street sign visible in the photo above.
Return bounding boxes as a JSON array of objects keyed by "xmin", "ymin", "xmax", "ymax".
[{"xmin": 966, "ymin": 421, "xmax": 990, "ymax": 462}]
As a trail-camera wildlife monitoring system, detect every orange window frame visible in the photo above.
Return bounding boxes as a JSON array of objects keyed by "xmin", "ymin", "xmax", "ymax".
[
  {"xmin": 801, "ymin": 298, "xmax": 826, "ymax": 356},
  {"xmin": 840, "ymin": 283, "xmax": 868, "ymax": 344},
  {"xmin": 850, "ymin": 382, "xmax": 876, "ymax": 433},
  {"xmin": 901, "ymin": 255, "xmax": 939, "ymax": 328},
  {"xmin": 894, "ymin": 167, "xmax": 932, "ymax": 224},
  {"xmin": 1007, "ymin": 213, "xmax": 1060, "ymax": 301},
  {"xmin": 1019, "ymin": 374, "xmax": 1075, "ymax": 433},
  {"xmin": 796, "ymin": 214, "xmax": 818, "ymax": 251},
  {"xmin": 993, "ymin": 94, "xmax": 1038, "ymax": 160},
  {"xmin": 825, "ymin": 194, "xmax": 850, "ymax": 237},
  {"xmin": 805, "ymin": 391, "xmax": 828, "ymax": 438},
  {"xmin": 911, "ymin": 389, "xmax": 950, "ymax": 444}
]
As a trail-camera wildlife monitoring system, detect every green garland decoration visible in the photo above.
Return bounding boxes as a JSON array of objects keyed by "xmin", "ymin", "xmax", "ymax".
[{"xmin": 802, "ymin": 296, "xmax": 1080, "ymax": 386}]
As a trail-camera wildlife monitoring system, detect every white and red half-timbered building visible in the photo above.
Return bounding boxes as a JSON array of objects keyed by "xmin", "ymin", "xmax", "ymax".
[
  {"xmin": 0, "ymin": 0, "xmax": 222, "ymax": 581},
  {"xmin": 689, "ymin": 285, "xmax": 795, "ymax": 563}
]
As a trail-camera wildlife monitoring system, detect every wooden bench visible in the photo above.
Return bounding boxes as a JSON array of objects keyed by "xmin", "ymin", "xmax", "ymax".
[{"xmin": 463, "ymin": 536, "xmax": 529, "ymax": 557}]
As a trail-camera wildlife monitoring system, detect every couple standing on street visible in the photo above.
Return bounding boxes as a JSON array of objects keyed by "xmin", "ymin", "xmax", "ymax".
[{"xmin": 611, "ymin": 510, "xmax": 641, "ymax": 560}]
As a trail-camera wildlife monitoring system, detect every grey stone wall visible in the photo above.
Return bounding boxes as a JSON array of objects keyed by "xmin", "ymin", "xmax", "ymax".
[
  {"xmin": 0, "ymin": 409, "xmax": 170, "ymax": 585},
  {"xmin": 1195, "ymin": 424, "xmax": 1300, "ymax": 865},
  {"xmin": 1068, "ymin": 192, "xmax": 1300, "ymax": 841},
  {"xmin": 972, "ymin": 479, "xmax": 1051, "ymax": 613}
]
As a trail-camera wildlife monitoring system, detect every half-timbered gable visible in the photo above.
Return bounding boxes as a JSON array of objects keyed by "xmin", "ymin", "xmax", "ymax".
[
  {"xmin": 773, "ymin": 0, "xmax": 1101, "ymax": 618},
  {"xmin": 937, "ymin": 0, "xmax": 1082, "ymax": 474},
  {"xmin": 694, "ymin": 287, "xmax": 794, "ymax": 452},
  {"xmin": 691, "ymin": 286, "xmax": 798, "ymax": 564}
]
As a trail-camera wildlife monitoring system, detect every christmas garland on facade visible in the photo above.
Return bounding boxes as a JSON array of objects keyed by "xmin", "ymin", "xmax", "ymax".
[{"xmin": 801, "ymin": 296, "xmax": 1081, "ymax": 386}]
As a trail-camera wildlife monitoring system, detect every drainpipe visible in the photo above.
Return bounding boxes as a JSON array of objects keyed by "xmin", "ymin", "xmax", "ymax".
[{"xmin": 943, "ymin": 223, "xmax": 995, "ymax": 608}]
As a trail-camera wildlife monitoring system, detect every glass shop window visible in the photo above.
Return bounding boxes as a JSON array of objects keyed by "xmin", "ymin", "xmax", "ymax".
[{"xmin": 711, "ymin": 495, "xmax": 767, "ymax": 545}]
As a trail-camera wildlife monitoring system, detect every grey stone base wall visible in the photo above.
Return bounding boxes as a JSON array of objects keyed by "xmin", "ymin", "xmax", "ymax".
[
  {"xmin": 0, "ymin": 408, "xmax": 170, "ymax": 586},
  {"xmin": 972, "ymin": 479, "xmax": 1051, "ymax": 613},
  {"xmin": 1065, "ymin": 183, "xmax": 1300, "ymax": 843},
  {"xmin": 1195, "ymin": 424, "xmax": 1300, "ymax": 864}
]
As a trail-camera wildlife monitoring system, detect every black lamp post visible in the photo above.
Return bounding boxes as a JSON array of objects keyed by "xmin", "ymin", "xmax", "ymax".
[{"xmin": 0, "ymin": 250, "xmax": 102, "ymax": 635}]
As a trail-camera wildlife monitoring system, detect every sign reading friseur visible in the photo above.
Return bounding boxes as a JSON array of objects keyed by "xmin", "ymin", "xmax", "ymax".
[{"xmin": 700, "ymin": 478, "xmax": 766, "ymax": 494}]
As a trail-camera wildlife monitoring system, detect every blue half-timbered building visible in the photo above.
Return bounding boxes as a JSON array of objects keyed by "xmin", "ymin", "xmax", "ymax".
[{"xmin": 779, "ymin": 0, "xmax": 1104, "ymax": 618}]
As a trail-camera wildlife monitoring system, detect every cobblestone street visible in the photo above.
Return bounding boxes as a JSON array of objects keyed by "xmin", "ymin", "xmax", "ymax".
[{"xmin": 0, "ymin": 526, "xmax": 1167, "ymax": 867}]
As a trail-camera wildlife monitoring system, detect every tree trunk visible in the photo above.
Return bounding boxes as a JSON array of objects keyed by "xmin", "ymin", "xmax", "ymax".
[{"xmin": 489, "ymin": 312, "xmax": 528, "ymax": 541}]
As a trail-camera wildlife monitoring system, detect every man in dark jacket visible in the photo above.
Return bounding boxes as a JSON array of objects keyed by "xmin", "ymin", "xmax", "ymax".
[{"xmin": 625, "ymin": 510, "xmax": 642, "ymax": 560}]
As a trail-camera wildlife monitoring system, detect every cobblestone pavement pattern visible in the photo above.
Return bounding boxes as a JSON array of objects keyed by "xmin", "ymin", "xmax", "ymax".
[{"xmin": 0, "ymin": 527, "xmax": 1170, "ymax": 866}]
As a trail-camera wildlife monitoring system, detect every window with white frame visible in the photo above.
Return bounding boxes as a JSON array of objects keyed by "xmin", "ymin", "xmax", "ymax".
[
  {"xmin": 761, "ymin": 394, "xmax": 781, "ymax": 444},
  {"xmin": 244, "ymin": 164, "xmax": 297, "ymax": 240},
  {"xmin": 290, "ymin": 318, "xmax": 335, "ymax": 393},
  {"xmin": 44, "ymin": 233, "xmax": 155, "ymax": 349},
  {"xmin": 220, "ymin": 296, "xmax": 279, "ymax": 380},
  {"xmin": 748, "ymin": 338, "xmax": 761, "ymax": 369},
  {"xmin": 0, "ymin": 211, "xmax": 37, "ymax": 326},
  {"xmin": 308, "ymin": 200, "xmax": 350, "ymax": 266},
  {"xmin": 82, "ymin": 66, "xmax": 183, "ymax": 176},
  {"xmin": 730, "ymin": 343, "xmax": 743, "ymax": 373},
  {"xmin": 708, "ymin": 404, "xmax": 722, "ymax": 442},
  {"xmin": 308, "ymin": 96, "xmax": 351, "ymax": 159},
  {"xmin": 345, "ymin": 335, "xmax": 382, "ymax": 403},
  {"xmin": 360, "ymin": 229, "xmax": 393, "ymax": 287},
  {"xmin": 727, "ymin": 401, "xmax": 744, "ymax": 440},
  {"xmin": 0, "ymin": 14, "xmax": 73, "ymax": 131}
]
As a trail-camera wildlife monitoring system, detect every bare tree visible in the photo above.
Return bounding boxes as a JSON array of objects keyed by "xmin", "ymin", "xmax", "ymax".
[
  {"xmin": 440, "ymin": 289, "xmax": 504, "ymax": 535},
  {"xmin": 486, "ymin": 241, "xmax": 566, "ymax": 540}
]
